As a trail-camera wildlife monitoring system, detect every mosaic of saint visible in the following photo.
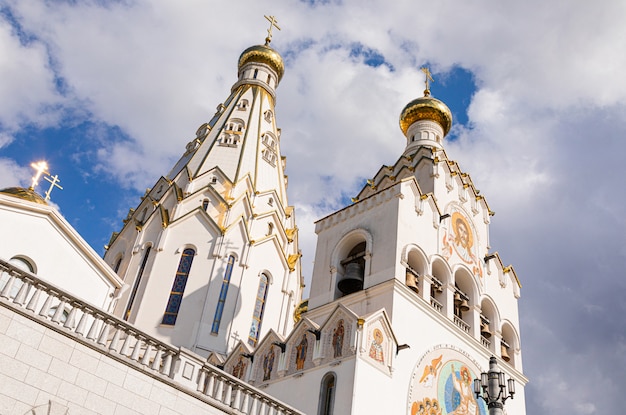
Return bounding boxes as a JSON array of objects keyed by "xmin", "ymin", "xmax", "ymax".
[
  {"xmin": 232, "ymin": 355, "xmax": 247, "ymax": 379},
  {"xmin": 441, "ymin": 208, "xmax": 483, "ymax": 278},
  {"xmin": 368, "ymin": 327, "xmax": 385, "ymax": 365},
  {"xmin": 408, "ymin": 348, "xmax": 488, "ymax": 415},
  {"xmin": 332, "ymin": 319, "xmax": 345, "ymax": 358},
  {"xmin": 295, "ymin": 333, "xmax": 309, "ymax": 370},
  {"xmin": 262, "ymin": 346, "xmax": 276, "ymax": 381}
]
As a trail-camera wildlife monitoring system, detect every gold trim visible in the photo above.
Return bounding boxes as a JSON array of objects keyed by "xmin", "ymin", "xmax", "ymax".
[
  {"xmin": 287, "ymin": 253, "xmax": 301, "ymax": 272},
  {"xmin": 159, "ymin": 205, "xmax": 170, "ymax": 229}
]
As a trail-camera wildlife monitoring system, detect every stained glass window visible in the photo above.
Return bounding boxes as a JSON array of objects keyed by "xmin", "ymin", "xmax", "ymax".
[
  {"xmin": 161, "ymin": 248, "xmax": 195, "ymax": 325},
  {"xmin": 211, "ymin": 255, "xmax": 235, "ymax": 334},
  {"xmin": 248, "ymin": 273, "xmax": 269, "ymax": 346}
]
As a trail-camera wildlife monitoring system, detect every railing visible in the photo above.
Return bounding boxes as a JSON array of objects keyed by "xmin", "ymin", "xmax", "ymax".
[
  {"xmin": 481, "ymin": 336, "xmax": 491, "ymax": 348},
  {"xmin": 430, "ymin": 297, "xmax": 443, "ymax": 312},
  {"xmin": 453, "ymin": 315, "xmax": 470, "ymax": 333},
  {"xmin": 0, "ymin": 259, "xmax": 303, "ymax": 415}
]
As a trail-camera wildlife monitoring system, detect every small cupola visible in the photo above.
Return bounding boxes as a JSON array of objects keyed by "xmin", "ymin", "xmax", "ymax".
[
  {"xmin": 234, "ymin": 16, "xmax": 284, "ymax": 94},
  {"xmin": 399, "ymin": 68, "xmax": 452, "ymax": 152}
]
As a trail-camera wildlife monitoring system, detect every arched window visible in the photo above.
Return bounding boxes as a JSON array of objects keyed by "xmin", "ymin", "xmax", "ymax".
[
  {"xmin": 202, "ymin": 199, "xmax": 209, "ymax": 211},
  {"xmin": 162, "ymin": 248, "xmax": 195, "ymax": 325},
  {"xmin": 0, "ymin": 256, "xmax": 35, "ymax": 299},
  {"xmin": 124, "ymin": 246, "xmax": 151, "ymax": 321},
  {"xmin": 113, "ymin": 256, "xmax": 123, "ymax": 274},
  {"xmin": 248, "ymin": 273, "xmax": 269, "ymax": 346},
  {"xmin": 212, "ymin": 255, "xmax": 235, "ymax": 334},
  {"xmin": 318, "ymin": 372, "xmax": 336, "ymax": 415}
]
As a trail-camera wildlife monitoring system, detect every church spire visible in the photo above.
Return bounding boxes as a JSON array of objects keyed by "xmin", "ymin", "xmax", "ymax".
[{"xmin": 105, "ymin": 24, "xmax": 302, "ymax": 356}]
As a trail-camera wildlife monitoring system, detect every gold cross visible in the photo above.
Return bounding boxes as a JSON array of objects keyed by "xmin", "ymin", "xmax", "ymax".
[
  {"xmin": 29, "ymin": 161, "xmax": 49, "ymax": 190},
  {"xmin": 421, "ymin": 67, "xmax": 434, "ymax": 96},
  {"xmin": 44, "ymin": 174, "xmax": 63, "ymax": 201},
  {"xmin": 264, "ymin": 15, "xmax": 281, "ymax": 44}
]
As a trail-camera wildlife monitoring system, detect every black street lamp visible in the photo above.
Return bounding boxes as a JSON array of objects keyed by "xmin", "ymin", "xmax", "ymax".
[{"xmin": 473, "ymin": 356, "xmax": 515, "ymax": 415}]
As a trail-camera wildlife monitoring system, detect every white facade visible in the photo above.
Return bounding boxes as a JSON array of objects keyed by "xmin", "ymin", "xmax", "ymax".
[{"xmin": 0, "ymin": 190, "xmax": 122, "ymax": 310}]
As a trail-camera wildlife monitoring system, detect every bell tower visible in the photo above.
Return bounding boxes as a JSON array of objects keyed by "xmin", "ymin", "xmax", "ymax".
[
  {"xmin": 302, "ymin": 69, "xmax": 527, "ymax": 414},
  {"xmin": 104, "ymin": 20, "xmax": 303, "ymax": 356}
]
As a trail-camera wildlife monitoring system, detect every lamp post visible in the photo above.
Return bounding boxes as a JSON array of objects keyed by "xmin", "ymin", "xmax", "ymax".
[{"xmin": 473, "ymin": 356, "xmax": 515, "ymax": 415}]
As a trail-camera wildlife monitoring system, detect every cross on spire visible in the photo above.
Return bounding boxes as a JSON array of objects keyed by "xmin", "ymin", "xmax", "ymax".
[
  {"xmin": 29, "ymin": 161, "xmax": 49, "ymax": 190},
  {"xmin": 264, "ymin": 15, "xmax": 281, "ymax": 45},
  {"xmin": 421, "ymin": 67, "xmax": 434, "ymax": 96},
  {"xmin": 44, "ymin": 174, "xmax": 63, "ymax": 201}
]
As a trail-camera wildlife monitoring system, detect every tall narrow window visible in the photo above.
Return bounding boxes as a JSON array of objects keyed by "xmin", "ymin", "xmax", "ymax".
[
  {"xmin": 318, "ymin": 372, "xmax": 336, "ymax": 415},
  {"xmin": 248, "ymin": 273, "xmax": 269, "ymax": 346},
  {"xmin": 162, "ymin": 248, "xmax": 195, "ymax": 325},
  {"xmin": 212, "ymin": 255, "xmax": 235, "ymax": 334},
  {"xmin": 113, "ymin": 256, "xmax": 123, "ymax": 273},
  {"xmin": 124, "ymin": 246, "xmax": 151, "ymax": 320},
  {"xmin": 202, "ymin": 199, "xmax": 209, "ymax": 211}
]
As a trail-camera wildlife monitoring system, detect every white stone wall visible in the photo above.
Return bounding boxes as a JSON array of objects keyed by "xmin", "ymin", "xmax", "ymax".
[{"xmin": 0, "ymin": 305, "xmax": 229, "ymax": 415}]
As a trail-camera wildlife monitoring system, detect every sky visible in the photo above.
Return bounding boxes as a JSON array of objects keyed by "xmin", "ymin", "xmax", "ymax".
[{"xmin": 1, "ymin": 0, "xmax": 626, "ymax": 413}]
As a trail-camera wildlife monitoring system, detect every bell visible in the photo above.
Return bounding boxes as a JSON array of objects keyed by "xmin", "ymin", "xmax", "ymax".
[
  {"xmin": 338, "ymin": 262, "xmax": 364, "ymax": 295},
  {"xmin": 454, "ymin": 292, "xmax": 462, "ymax": 306},
  {"xmin": 406, "ymin": 270, "xmax": 419, "ymax": 293},
  {"xmin": 501, "ymin": 343, "xmax": 511, "ymax": 362},
  {"xmin": 459, "ymin": 298, "xmax": 470, "ymax": 312},
  {"xmin": 480, "ymin": 321, "xmax": 492, "ymax": 338}
]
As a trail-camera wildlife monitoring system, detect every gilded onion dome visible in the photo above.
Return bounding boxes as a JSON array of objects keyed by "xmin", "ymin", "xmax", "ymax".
[
  {"xmin": 399, "ymin": 90, "xmax": 453, "ymax": 137},
  {"xmin": 238, "ymin": 42, "xmax": 285, "ymax": 82},
  {"xmin": 0, "ymin": 187, "xmax": 48, "ymax": 205}
]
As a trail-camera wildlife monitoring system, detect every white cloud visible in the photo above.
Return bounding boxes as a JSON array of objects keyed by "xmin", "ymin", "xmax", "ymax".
[{"xmin": 0, "ymin": 17, "xmax": 63, "ymax": 130}]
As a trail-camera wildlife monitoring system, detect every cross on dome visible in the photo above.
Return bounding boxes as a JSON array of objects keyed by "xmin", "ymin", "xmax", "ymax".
[
  {"xmin": 421, "ymin": 67, "xmax": 434, "ymax": 96},
  {"xmin": 44, "ymin": 174, "xmax": 63, "ymax": 201},
  {"xmin": 264, "ymin": 15, "xmax": 281, "ymax": 45},
  {"xmin": 29, "ymin": 161, "xmax": 49, "ymax": 190}
]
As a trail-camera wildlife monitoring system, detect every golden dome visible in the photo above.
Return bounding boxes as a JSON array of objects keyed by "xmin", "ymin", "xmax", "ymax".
[
  {"xmin": 399, "ymin": 92, "xmax": 452, "ymax": 137},
  {"xmin": 0, "ymin": 187, "xmax": 47, "ymax": 205},
  {"xmin": 238, "ymin": 43, "xmax": 285, "ymax": 82}
]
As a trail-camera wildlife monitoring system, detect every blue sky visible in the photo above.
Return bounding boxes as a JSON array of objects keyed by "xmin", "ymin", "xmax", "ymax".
[{"xmin": 2, "ymin": 1, "xmax": 626, "ymax": 414}]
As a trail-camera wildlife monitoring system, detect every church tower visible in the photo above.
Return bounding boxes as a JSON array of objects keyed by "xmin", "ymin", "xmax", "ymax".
[
  {"xmin": 272, "ymin": 72, "xmax": 528, "ymax": 414},
  {"xmin": 104, "ymin": 23, "xmax": 303, "ymax": 356}
]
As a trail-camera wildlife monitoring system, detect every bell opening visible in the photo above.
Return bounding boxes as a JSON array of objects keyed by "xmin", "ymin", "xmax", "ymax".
[{"xmin": 337, "ymin": 242, "xmax": 366, "ymax": 296}]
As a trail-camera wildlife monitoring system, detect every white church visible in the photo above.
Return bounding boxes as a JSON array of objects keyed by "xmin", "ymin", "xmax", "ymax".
[{"xmin": 0, "ymin": 21, "xmax": 527, "ymax": 415}]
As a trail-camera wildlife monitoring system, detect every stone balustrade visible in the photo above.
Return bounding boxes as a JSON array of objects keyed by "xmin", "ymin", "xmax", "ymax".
[
  {"xmin": 453, "ymin": 315, "xmax": 470, "ymax": 334},
  {"xmin": 0, "ymin": 258, "xmax": 304, "ymax": 415}
]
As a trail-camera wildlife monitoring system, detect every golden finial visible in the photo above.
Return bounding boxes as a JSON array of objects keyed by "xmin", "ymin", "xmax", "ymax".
[
  {"xmin": 264, "ymin": 15, "xmax": 281, "ymax": 45},
  {"xmin": 43, "ymin": 174, "xmax": 63, "ymax": 201},
  {"xmin": 420, "ymin": 67, "xmax": 434, "ymax": 97},
  {"xmin": 29, "ymin": 161, "xmax": 49, "ymax": 190}
]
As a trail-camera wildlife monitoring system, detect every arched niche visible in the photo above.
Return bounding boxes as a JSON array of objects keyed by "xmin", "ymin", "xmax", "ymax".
[
  {"xmin": 331, "ymin": 229, "xmax": 372, "ymax": 298},
  {"xmin": 430, "ymin": 257, "xmax": 451, "ymax": 314},
  {"xmin": 402, "ymin": 244, "xmax": 427, "ymax": 295},
  {"xmin": 500, "ymin": 321, "xmax": 520, "ymax": 369}
]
